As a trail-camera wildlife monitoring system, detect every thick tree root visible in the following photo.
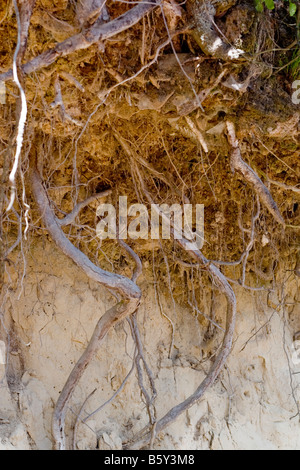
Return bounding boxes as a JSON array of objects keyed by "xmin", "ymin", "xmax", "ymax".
[
  {"xmin": 30, "ymin": 162, "xmax": 141, "ymax": 450},
  {"xmin": 187, "ymin": 0, "xmax": 245, "ymax": 60},
  {"xmin": 125, "ymin": 253, "xmax": 236, "ymax": 449},
  {"xmin": 226, "ymin": 121, "xmax": 285, "ymax": 227},
  {"xmin": 122, "ymin": 156, "xmax": 237, "ymax": 449}
]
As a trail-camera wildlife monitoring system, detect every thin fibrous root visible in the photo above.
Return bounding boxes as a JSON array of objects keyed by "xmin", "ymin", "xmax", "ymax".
[{"xmin": 226, "ymin": 121, "xmax": 285, "ymax": 227}]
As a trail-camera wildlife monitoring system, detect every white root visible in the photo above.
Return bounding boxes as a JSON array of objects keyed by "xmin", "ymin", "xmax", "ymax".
[{"xmin": 7, "ymin": 0, "xmax": 28, "ymax": 213}]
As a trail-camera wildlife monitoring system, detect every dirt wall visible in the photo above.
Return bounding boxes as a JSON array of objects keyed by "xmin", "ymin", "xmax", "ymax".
[{"xmin": 0, "ymin": 241, "xmax": 299, "ymax": 450}]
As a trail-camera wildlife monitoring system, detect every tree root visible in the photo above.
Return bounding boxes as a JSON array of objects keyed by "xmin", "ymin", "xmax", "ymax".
[
  {"xmin": 118, "ymin": 237, "xmax": 157, "ymax": 433},
  {"xmin": 121, "ymin": 154, "xmax": 237, "ymax": 449},
  {"xmin": 226, "ymin": 121, "xmax": 285, "ymax": 227},
  {"xmin": 14, "ymin": 0, "xmax": 37, "ymax": 68},
  {"xmin": 187, "ymin": 0, "xmax": 245, "ymax": 60},
  {"xmin": 124, "ymin": 234, "xmax": 236, "ymax": 449},
  {"xmin": 76, "ymin": 0, "xmax": 108, "ymax": 28},
  {"xmin": 0, "ymin": 0, "xmax": 159, "ymax": 83},
  {"xmin": 30, "ymin": 159, "xmax": 141, "ymax": 450}
]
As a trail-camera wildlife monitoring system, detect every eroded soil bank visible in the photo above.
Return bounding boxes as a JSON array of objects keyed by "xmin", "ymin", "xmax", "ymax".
[
  {"xmin": 0, "ymin": 0, "xmax": 299, "ymax": 450},
  {"xmin": 0, "ymin": 242, "xmax": 299, "ymax": 450}
]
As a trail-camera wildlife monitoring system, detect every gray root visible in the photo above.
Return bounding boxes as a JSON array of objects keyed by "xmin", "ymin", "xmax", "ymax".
[
  {"xmin": 295, "ymin": 251, "xmax": 300, "ymax": 277},
  {"xmin": 226, "ymin": 121, "xmax": 285, "ymax": 227},
  {"xmin": 123, "ymin": 158, "xmax": 237, "ymax": 449},
  {"xmin": 187, "ymin": 0, "xmax": 245, "ymax": 60},
  {"xmin": 126, "ymin": 237, "xmax": 236, "ymax": 449},
  {"xmin": 30, "ymin": 162, "xmax": 141, "ymax": 450},
  {"xmin": 118, "ymin": 238, "xmax": 157, "ymax": 424},
  {"xmin": 58, "ymin": 190, "xmax": 112, "ymax": 227},
  {"xmin": 50, "ymin": 76, "xmax": 84, "ymax": 127},
  {"xmin": 0, "ymin": 0, "xmax": 159, "ymax": 83},
  {"xmin": 76, "ymin": 0, "xmax": 109, "ymax": 27},
  {"xmin": 14, "ymin": 0, "xmax": 37, "ymax": 68}
]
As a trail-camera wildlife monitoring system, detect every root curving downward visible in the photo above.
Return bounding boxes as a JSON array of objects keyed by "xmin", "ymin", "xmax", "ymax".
[{"xmin": 30, "ymin": 159, "xmax": 141, "ymax": 450}]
